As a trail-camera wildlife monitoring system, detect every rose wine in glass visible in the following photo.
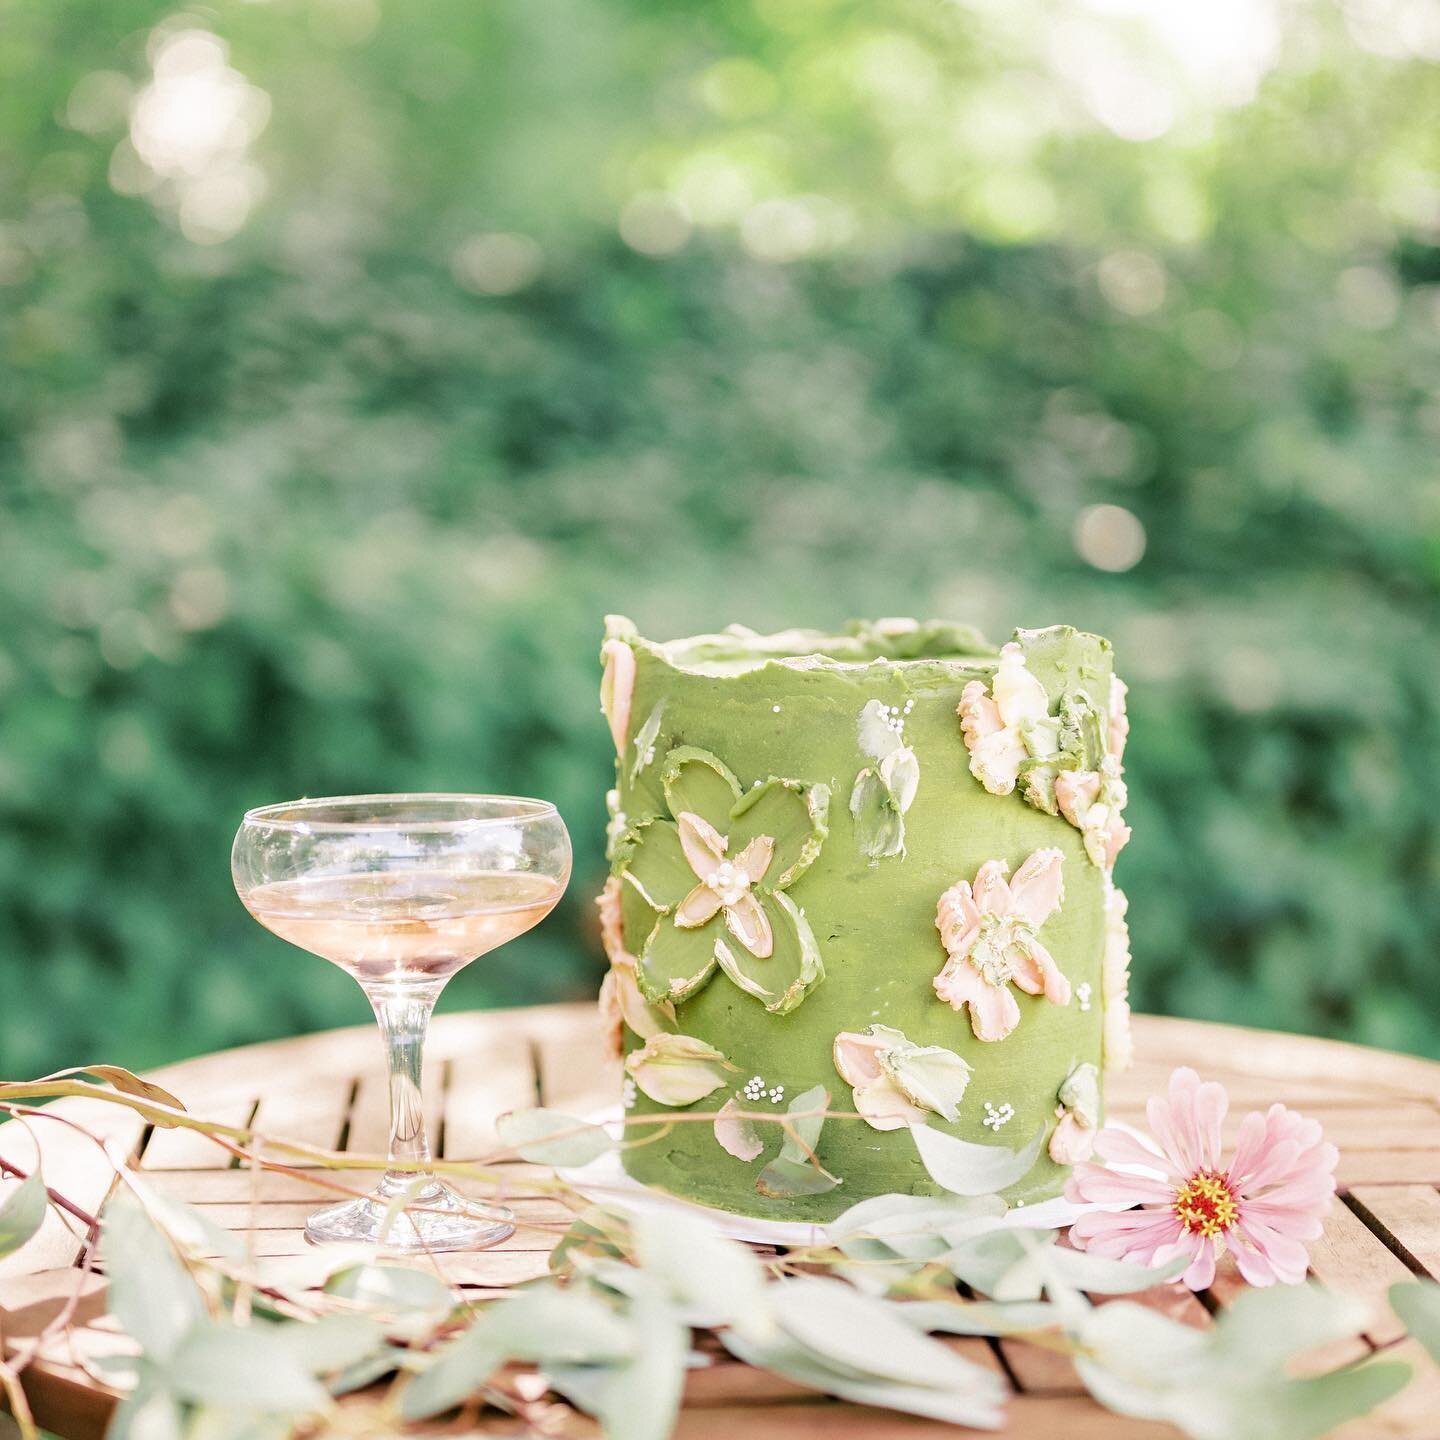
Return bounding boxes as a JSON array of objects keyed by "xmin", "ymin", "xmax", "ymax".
[{"xmin": 233, "ymin": 794, "xmax": 571, "ymax": 1252}]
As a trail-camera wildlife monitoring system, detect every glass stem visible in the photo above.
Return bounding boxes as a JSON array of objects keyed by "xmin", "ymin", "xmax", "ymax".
[{"xmin": 369, "ymin": 988, "xmax": 441, "ymax": 1197}]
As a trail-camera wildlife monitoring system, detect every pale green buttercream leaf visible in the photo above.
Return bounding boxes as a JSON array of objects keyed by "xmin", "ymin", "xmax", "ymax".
[
  {"xmin": 714, "ymin": 890, "xmax": 825, "ymax": 1014},
  {"xmin": 637, "ymin": 912, "xmax": 719, "ymax": 1004},
  {"xmin": 660, "ymin": 746, "xmax": 741, "ymax": 829},
  {"xmin": 730, "ymin": 776, "xmax": 829, "ymax": 889},
  {"xmin": 617, "ymin": 818, "xmax": 693, "ymax": 912}
]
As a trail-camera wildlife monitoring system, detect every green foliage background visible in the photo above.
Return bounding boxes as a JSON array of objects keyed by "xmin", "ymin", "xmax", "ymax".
[{"xmin": 1, "ymin": 0, "xmax": 1437, "ymax": 1072}]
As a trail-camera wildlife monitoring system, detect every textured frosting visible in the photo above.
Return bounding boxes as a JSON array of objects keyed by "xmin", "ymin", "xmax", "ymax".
[{"xmin": 600, "ymin": 616, "xmax": 1125, "ymax": 1221}]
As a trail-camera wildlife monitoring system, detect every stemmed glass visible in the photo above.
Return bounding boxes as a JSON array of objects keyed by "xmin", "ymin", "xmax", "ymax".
[{"xmin": 232, "ymin": 794, "xmax": 571, "ymax": 1252}]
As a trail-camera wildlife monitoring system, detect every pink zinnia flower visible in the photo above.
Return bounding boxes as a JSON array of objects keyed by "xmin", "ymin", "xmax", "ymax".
[{"xmin": 1065, "ymin": 1067, "xmax": 1338, "ymax": 1290}]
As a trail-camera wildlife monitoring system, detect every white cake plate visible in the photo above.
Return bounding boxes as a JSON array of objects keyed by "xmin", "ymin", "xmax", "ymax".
[{"xmin": 555, "ymin": 1107, "xmax": 1139, "ymax": 1246}]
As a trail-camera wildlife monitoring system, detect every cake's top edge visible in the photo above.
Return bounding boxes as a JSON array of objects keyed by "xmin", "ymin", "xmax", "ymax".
[{"xmin": 603, "ymin": 615, "xmax": 1112, "ymax": 677}]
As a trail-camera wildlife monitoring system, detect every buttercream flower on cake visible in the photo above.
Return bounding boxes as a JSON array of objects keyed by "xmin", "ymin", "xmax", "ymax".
[
  {"xmin": 1067, "ymin": 1067, "xmax": 1339, "ymax": 1289},
  {"xmin": 957, "ymin": 639, "xmax": 1131, "ymax": 872},
  {"xmin": 832, "ymin": 1024, "xmax": 973, "ymax": 1130},
  {"xmin": 958, "ymin": 644, "xmax": 1060, "ymax": 797},
  {"xmin": 595, "ymin": 878, "xmax": 675, "ymax": 1061},
  {"xmin": 615, "ymin": 745, "xmax": 830, "ymax": 1014},
  {"xmin": 933, "ymin": 848, "xmax": 1071, "ymax": 1041}
]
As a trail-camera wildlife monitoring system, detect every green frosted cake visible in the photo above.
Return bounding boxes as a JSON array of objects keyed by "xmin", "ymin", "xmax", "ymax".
[{"xmin": 594, "ymin": 616, "xmax": 1133, "ymax": 1222}]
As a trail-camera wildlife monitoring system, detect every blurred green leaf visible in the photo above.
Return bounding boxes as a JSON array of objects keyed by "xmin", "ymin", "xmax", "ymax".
[{"xmin": 0, "ymin": 1164, "xmax": 47, "ymax": 1259}]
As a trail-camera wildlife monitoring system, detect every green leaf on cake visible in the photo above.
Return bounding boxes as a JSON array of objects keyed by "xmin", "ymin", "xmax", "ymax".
[
  {"xmin": 616, "ymin": 818, "xmax": 692, "ymax": 912},
  {"xmin": 911, "ymin": 1119, "xmax": 1044, "ymax": 1197},
  {"xmin": 636, "ymin": 909, "xmax": 718, "ymax": 1003},
  {"xmin": 850, "ymin": 699, "xmax": 919, "ymax": 860},
  {"xmin": 625, "ymin": 1033, "xmax": 733, "ymax": 1106},
  {"xmin": 660, "ymin": 745, "xmax": 741, "ymax": 824},
  {"xmin": 622, "ymin": 743, "xmax": 831, "ymax": 1013},
  {"xmin": 757, "ymin": 1084, "xmax": 840, "ymax": 1198},
  {"xmin": 714, "ymin": 890, "xmax": 825, "ymax": 1015},
  {"xmin": 729, "ymin": 775, "xmax": 830, "ymax": 888}
]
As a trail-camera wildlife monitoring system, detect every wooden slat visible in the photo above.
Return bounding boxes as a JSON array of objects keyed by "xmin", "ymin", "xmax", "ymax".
[
  {"xmin": 440, "ymin": 1028, "xmax": 540, "ymax": 1159},
  {"xmin": 344, "ymin": 1059, "xmax": 445, "ymax": 1160},
  {"xmin": 249, "ymin": 1072, "xmax": 355, "ymax": 1153},
  {"xmin": 1307, "ymin": 1201, "xmax": 1415, "ymax": 1346},
  {"xmin": 141, "ymin": 1096, "xmax": 257, "ymax": 1170},
  {"xmin": 670, "ymin": 1396, "xmax": 1183, "ymax": 1438},
  {"xmin": 8, "ymin": 1006, "xmax": 1440, "ymax": 1440},
  {"xmin": 1348, "ymin": 1185, "xmax": 1440, "ymax": 1281}
]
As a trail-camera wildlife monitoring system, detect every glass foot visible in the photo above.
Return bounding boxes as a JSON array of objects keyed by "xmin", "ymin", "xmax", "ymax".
[{"xmin": 305, "ymin": 1179, "xmax": 515, "ymax": 1252}]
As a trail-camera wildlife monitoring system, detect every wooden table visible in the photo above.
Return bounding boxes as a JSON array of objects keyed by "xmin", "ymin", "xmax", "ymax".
[{"xmin": 4, "ymin": 1007, "xmax": 1440, "ymax": 1439}]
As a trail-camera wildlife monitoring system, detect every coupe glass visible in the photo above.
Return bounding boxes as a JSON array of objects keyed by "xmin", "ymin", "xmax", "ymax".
[{"xmin": 232, "ymin": 794, "xmax": 571, "ymax": 1252}]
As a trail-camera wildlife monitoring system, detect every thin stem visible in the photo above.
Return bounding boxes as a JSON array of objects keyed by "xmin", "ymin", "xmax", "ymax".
[{"xmin": 367, "ymin": 987, "xmax": 441, "ymax": 1196}]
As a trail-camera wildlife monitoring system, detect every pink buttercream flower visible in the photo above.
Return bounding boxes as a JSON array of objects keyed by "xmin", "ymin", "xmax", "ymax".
[
  {"xmin": 599, "ymin": 638, "xmax": 636, "ymax": 756},
  {"xmin": 1066, "ymin": 1067, "xmax": 1338, "ymax": 1290},
  {"xmin": 1055, "ymin": 759, "xmax": 1131, "ymax": 871},
  {"xmin": 933, "ymin": 849, "xmax": 1071, "ymax": 1041}
]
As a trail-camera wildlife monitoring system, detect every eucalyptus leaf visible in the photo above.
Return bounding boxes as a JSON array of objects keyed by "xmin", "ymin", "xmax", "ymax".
[
  {"xmin": 495, "ymin": 1107, "xmax": 616, "ymax": 1165},
  {"xmin": 1389, "ymin": 1280, "xmax": 1440, "ymax": 1365},
  {"xmin": 120, "ymin": 1171, "xmax": 246, "ymax": 1263},
  {"xmin": 398, "ymin": 1326, "xmax": 504, "ymax": 1422},
  {"xmin": 772, "ymin": 1276, "xmax": 1003, "ymax": 1395},
  {"xmin": 0, "ymin": 1164, "xmax": 46, "ymax": 1258},
  {"xmin": 324, "ymin": 1262, "xmax": 454, "ymax": 1315},
  {"xmin": 39, "ymin": 1065, "xmax": 187, "ymax": 1114},
  {"xmin": 895, "ymin": 1298, "xmax": 1063, "ymax": 1337},
  {"xmin": 259, "ymin": 1314, "xmax": 385, "ymax": 1376},
  {"xmin": 828, "ymin": 1192, "xmax": 1005, "ymax": 1263},
  {"xmin": 486, "ymin": 1287, "xmax": 634, "ymax": 1363},
  {"xmin": 101, "ymin": 1190, "xmax": 206, "ymax": 1363},
  {"xmin": 561, "ymin": 1288, "xmax": 688, "ymax": 1440},
  {"xmin": 168, "ymin": 1321, "xmax": 330, "ymax": 1413},
  {"xmin": 108, "ymin": 1387, "xmax": 182, "ymax": 1440},
  {"xmin": 632, "ymin": 1208, "xmax": 768, "ymax": 1334},
  {"xmin": 911, "ymin": 1119, "xmax": 1044, "ymax": 1196},
  {"xmin": 329, "ymin": 1345, "xmax": 408, "ymax": 1396}
]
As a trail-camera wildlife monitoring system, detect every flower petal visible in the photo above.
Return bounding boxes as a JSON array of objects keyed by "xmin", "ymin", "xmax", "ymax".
[
  {"xmin": 1008, "ymin": 847, "xmax": 1066, "ymax": 927},
  {"xmin": 734, "ymin": 833, "xmax": 775, "ymax": 885},
  {"xmin": 972, "ymin": 860, "xmax": 1013, "ymax": 916},
  {"xmin": 1093, "ymin": 1125, "xmax": 1177, "ymax": 1177},
  {"xmin": 1067, "ymin": 1164, "xmax": 1174, "ymax": 1206},
  {"xmin": 958, "ymin": 681, "xmax": 1004, "ymax": 746},
  {"xmin": 674, "ymin": 882, "xmax": 723, "ymax": 929},
  {"xmin": 833, "ymin": 1029, "xmax": 889, "ymax": 1088},
  {"xmin": 599, "ymin": 639, "xmax": 636, "ymax": 755},
  {"xmin": 714, "ymin": 1098, "xmax": 764, "ymax": 1161},
  {"xmin": 992, "ymin": 643, "xmax": 1050, "ymax": 727},
  {"xmin": 1054, "ymin": 769, "xmax": 1100, "ymax": 827},
  {"xmin": 1069, "ymin": 1206, "xmax": 1183, "ymax": 1263},
  {"xmin": 1048, "ymin": 1112, "xmax": 1096, "ymax": 1164},
  {"xmin": 677, "ymin": 810, "xmax": 728, "ymax": 878},
  {"xmin": 725, "ymin": 890, "xmax": 773, "ymax": 958},
  {"xmin": 969, "ymin": 727, "xmax": 1028, "ymax": 795},
  {"xmin": 1019, "ymin": 935, "xmax": 1071, "ymax": 1006},
  {"xmin": 1233, "ymin": 1214, "xmax": 1311, "ymax": 1285},
  {"xmin": 853, "ymin": 1074, "xmax": 928, "ymax": 1131},
  {"xmin": 625, "ymin": 1033, "xmax": 732, "ymax": 1106},
  {"xmin": 968, "ymin": 981, "xmax": 1021, "ymax": 1042},
  {"xmin": 936, "ymin": 880, "xmax": 980, "ymax": 956}
]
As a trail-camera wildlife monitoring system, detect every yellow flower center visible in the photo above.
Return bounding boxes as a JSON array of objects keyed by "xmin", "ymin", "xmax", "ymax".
[{"xmin": 1173, "ymin": 1170, "xmax": 1239, "ymax": 1238}]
